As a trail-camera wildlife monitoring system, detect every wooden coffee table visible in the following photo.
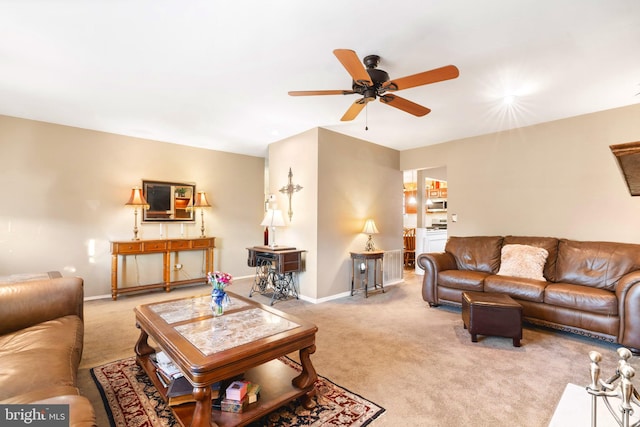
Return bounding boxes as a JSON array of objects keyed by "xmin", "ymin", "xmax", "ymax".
[{"xmin": 134, "ymin": 291, "xmax": 318, "ymax": 427}]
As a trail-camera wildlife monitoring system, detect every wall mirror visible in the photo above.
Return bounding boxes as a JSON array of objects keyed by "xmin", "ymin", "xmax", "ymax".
[{"xmin": 142, "ymin": 180, "xmax": 196, "ymax": 222}]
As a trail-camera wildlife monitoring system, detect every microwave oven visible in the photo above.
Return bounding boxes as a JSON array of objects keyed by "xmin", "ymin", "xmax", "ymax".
[{"xmin": 427, "ymin": 199, "xmax": 447, "ymax": 212}]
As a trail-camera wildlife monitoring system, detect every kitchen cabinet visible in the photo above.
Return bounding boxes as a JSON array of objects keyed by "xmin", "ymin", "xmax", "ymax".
[{"xmin": 428, "ymin": 188, "xmax": 447, "ymax": 199}]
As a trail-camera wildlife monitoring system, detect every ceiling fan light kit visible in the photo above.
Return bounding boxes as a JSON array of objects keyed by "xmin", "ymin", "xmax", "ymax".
[{"xmin": 288, "ymin": 49, "xmax": 459, "ymax": 122}]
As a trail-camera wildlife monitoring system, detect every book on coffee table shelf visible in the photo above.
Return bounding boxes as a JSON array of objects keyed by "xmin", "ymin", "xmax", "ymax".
[
  {"xmin": 225, "ymin": 380, "xmax": 249, "ymax": 401},
  {"xmin": 168, "ymin": 376, "xmax": 222, "ymax": 398},
  {"xmin": 151, "ymin": 350, "xmax": 225, "ymax": 407},
  {"xmin": 151, "ymin": 351, "xmax": 184, "ymax": 380},
  {"xmin": 155, "ymin": 370, "xmax": 170, "ymax": 388},
  {"xmin": 246, "ymin": 382, "xmax": 261, "ymax": 404},
  {"xmin": 217, "ymin": 381, "xmax": 261, "ymax": 412},
  {"xmin": 220, "ymin": 395, "xmax": 249, "ymax": 413},
  {"xmin": 166, "ymin": 376, "xmax": 222, "ymax": 407}
]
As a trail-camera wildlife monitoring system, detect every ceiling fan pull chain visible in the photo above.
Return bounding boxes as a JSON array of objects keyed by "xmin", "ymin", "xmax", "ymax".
[{"xmin": 365, "ymin": 103, "xmax": 369, "ymax": 131}]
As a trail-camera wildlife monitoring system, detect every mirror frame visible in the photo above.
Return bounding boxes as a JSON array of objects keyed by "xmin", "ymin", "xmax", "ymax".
[
  {"xmin": 142, "ymin": 180, "xmax": 196, "ymax": 222},
  {"xmin": 610, "ymin": 141, "xmax": 640, "ymax": 196}
]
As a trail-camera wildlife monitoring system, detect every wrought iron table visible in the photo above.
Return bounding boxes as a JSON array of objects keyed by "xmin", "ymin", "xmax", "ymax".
[{"xmin": 350, "ymin": 251, "xmax": 385, "ymax": 298}]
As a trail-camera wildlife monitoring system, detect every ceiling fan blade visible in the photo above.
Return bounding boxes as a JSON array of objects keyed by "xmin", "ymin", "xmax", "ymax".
[
  {"xmin": 379, "ymin": 94, "xmax": 431, "ymax": 117},
  {"xmin": 383, "ymin": 65, "xmax": 459, "ymax": 91},
  {"xmin": 288, "ymin": 90, "xmax": 355, "ymax": 96},
  {"xmin": 341, "ymin": 99, "xmax": 368, "ymax": 121},
  {"xmin": 333, "ymin": 49, "xmax": 372, "ymax": 86}
]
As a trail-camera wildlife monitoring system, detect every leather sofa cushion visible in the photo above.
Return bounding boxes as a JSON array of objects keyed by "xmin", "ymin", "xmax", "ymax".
[
  {"xmin": 544, "ymin": 283, "xmax": 618, "ymax": 316},
  {"xmin": 517, "ymin": 299, "xmax": 619, "ymax": 338},
  {"xmin": 484, "ymin": 275, "xmax": 546, "ymax": 302},
  {"xmin": 445, "ymin": 236, "xmax": 503, "ymax": 273},
  {"xmin": 0, "ymin": 315, "xmax": 83, "ymax": 400},
  {"xmin": 438, "ymin": 270, "xmax": 487, "ymax": 291},
  {"xmin": 556, "ymin": 239, "xmax": 640, "ymax": 291},
  {"xmin": 503, "ymin": 236, "xmax": 559, "ymax": 282}
]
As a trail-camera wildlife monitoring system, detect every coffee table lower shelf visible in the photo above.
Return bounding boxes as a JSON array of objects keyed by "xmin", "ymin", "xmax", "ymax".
[{"xmin": 138, "ymin": 355, "xmax": 312, "ymax": 427}]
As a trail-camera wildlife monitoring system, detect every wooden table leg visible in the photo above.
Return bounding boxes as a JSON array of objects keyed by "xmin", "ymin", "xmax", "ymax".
[
  {"xmin": 292, "ymin": 344, "xmax": 317, "ymax": 409},
  {"xmin": 163, "ymin": 251, "xmax": 171, "ymax": 292},
  {"xmin": 134, "ymin": 324, "xmax": 155, "ymax": 359},
  {"xmin": 111, "ymin": 254, "xmax": 118, "ymax": 300},
  {"xmin": 191, "ymin": 386, "xmax": 216, "ymax": 427}
]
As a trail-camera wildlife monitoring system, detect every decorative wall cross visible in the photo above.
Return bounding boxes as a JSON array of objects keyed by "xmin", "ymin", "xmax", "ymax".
[{"xmin": 279, "ymin": 167, "xmax": 303, "ymax": 222}]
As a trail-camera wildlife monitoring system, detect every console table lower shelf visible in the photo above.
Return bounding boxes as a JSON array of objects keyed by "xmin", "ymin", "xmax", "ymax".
[{"xmin": 137, "ymin": 355, "xmax": 313, "ymax": 427}]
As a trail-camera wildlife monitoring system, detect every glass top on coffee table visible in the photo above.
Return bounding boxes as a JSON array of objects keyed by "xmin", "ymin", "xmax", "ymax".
[
  {"xmin": 175, "ymin": 307, "xmax": 299, "ymax": 355},
  {"xmin": 149, "ymin": 295, "xmax": 249, "ymax": 324},
  {"xmin": 147, "ymin": 293, "xmax": 300, "ymax": 356}
]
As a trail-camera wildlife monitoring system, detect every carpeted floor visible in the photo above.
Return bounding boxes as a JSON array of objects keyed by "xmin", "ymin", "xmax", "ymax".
[
  {"xmin": 77, "ymin": 270, "xmax": 637, "ymax": 426},
  {"xmin": 91, "ymin": 355, "xmax": 384, "ymax": 427}
]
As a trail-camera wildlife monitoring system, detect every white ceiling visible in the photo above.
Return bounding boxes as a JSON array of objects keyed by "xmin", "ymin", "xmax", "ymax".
[{"xmin": 1, "ymin": 1, "xmax": 639, "ymax": 157}]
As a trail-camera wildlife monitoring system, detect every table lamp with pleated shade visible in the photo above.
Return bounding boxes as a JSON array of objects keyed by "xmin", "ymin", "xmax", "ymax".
[{"xmin": 362, "ymin": 219, "xmax": 379, "ymax": 251}]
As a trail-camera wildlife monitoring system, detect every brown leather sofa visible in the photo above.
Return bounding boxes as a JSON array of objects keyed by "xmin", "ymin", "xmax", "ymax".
[
  {"xmin": 0, "ymin": 273, "xmax": 96, "ymax": 426},
  {"xmin": 418, "ymin": 236, "xmax": 640, "ymax": 351}
]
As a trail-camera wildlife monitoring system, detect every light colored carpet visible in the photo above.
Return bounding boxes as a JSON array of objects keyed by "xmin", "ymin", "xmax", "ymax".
[{"xmin": 78, "ymin": 270, "xmax": 633, "ymax": 426}]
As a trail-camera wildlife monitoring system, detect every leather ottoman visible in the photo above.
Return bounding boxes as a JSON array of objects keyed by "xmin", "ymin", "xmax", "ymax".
[{"xmin": 461, "ymin": 291, "xmax": 523, "ymax": 347}]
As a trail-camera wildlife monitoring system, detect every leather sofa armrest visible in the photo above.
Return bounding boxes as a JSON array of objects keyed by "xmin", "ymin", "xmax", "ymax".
[
  {"xmin": 418, "ymin": 252, "xmax": 457, "ymax": 305},
  {"xmin": 615, "ymin": 271, "xmax": 640, "ymax": 351},
  {"xmin": 33, "ymin": 395, "xmax": 97, "ymax": 427},
  {"xmin": 0, "ymin": 277, "xmax": 84, "ymax": 336}
]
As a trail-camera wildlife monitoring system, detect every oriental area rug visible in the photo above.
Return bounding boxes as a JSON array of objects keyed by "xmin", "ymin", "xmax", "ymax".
[{"xmin": 91, "ymin": 356, "xmax": 385, "ymax": 427}]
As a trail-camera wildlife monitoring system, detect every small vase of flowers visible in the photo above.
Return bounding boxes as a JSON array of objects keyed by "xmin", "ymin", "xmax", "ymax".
[{"xmin": 208, "ymin": 271, "xmax": 232, "ymax": 316}]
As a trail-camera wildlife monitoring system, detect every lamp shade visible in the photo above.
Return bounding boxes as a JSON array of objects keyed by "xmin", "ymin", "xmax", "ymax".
[
  {"xmin": 125, "ymin": 187, "xmax": 149, "ymax": 208},
  {"xmin": 261, "ymin": 209, "xmax": 286, "ymax": 227},
  {"xmin": 193, "ymin": 191, "xmax": 211, "ymax": 208},
  {"xmin": 362, "ymin": 219, "xmax": 379, "ymax": 235}
]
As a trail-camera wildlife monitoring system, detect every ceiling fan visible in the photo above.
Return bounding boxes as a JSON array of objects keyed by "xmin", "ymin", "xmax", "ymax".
[{"xmin": 288, "ymin": 49, "xmax": 459, "ymax": 122}]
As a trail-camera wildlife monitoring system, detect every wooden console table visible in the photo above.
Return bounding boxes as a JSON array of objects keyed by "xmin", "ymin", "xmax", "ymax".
[{"xmin": 110, "ymin": 237, "xmax": 215, "ymax": 300}]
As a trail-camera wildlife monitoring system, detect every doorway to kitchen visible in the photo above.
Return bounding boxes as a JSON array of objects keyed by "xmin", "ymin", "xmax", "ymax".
[{"xmin": 403, "ymin": 167, "xmax": 448, "ymax": 275}]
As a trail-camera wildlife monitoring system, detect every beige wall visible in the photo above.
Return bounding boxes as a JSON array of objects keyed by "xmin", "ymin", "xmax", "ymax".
[
  {"xmin": 0, "ymin": 115, "xmax": 265, "ymax": 297},
  {"xmin": 5, "ymin": 103, "xmax": 636, "ymax": 299},
  {"xmin": 400, "ymin": 103, "xmax": 640, "ymax": 243},
  {"xmin": 268, "ymin": 128, "xmax": 402, "ymax": 301},
  {"xmin": 317, "ymin": 128, "xmax": 402, "ymax": 298},
  {"xmin": 267, "ymin": 128, "xmax": 320, "ymax": 298}
]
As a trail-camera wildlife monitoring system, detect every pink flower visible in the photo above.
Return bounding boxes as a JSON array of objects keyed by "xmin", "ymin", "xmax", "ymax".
[{"xmin": 207, "ymin": 271, "xmax": 233, "ymax": 290}]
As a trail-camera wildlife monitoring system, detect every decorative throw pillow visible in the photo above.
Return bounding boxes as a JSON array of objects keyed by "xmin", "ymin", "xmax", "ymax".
[{"xmin": 497, "ymin": 244, "xmax": 549, "ymax": 281}]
